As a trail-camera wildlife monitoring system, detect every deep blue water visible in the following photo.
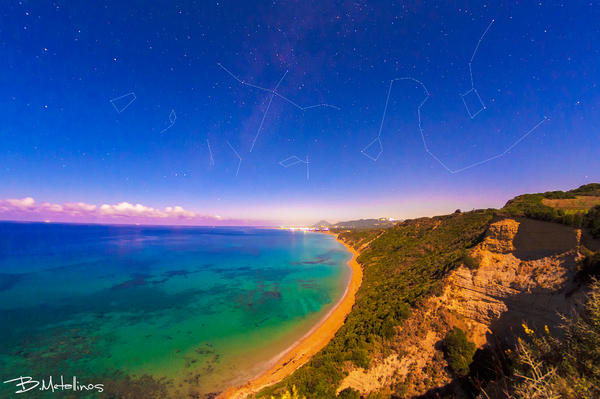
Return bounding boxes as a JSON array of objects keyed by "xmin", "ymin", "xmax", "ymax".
[{"xmin": 0, "ymin": 222, "xmax": 351, "ymax": 397}]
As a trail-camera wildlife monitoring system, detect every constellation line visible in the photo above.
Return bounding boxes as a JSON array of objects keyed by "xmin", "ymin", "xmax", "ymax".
[
  {"xmin": 219, "ymin": 64, "xmax": 340, "ymax": 152},
  {"xmin": 462, "ymin": 19, "xmax": 495, "ymax": 118},
  {"xmin": 273, "ymin": 92, "xmax": 340, "ymax": 111},
  {"xmin": 219, "ymin": 64, "xmax": 339, "ymax": 111},
  {"xmin": 160, "ymin": 110, "xmax": 177, "ymax": 133},
  {"xmin": 377, "ymin": 80, "xmax": 394, "ymax": 138},
  {"xmin": 207, "ymin": 139, "xmax": 214, "ymax": 166},
  {"xmin": 361, "ymin": 137, "xmax": 383, "ymax": 161},
  {"xmin": 251, "ymin": 92, "xmax": 275, "ymax": 153},
  {"xmin": 227, "ymin": 141, "xmax": 242, "ymax": 176},
  {"xmin": 279, "ymin": 156, "xmax": 309, "ymax": 179},
  {"xmin": 110, "ymin": 92, "xmax": 136, "ymax": 113},
  {"xmin": 364, "ymin": 77, "xmax": 548, "ymax": 173},
  {"xmin": 502, "ymin": 117, "xmax": 548, "ymax": 154},
  {"xmin": 470, "ymin": 19, "xmax": 495, "ymax": 64},
  {"xmin": 362, "ymin": 78, "xmax": 427, "ymax": 161}
]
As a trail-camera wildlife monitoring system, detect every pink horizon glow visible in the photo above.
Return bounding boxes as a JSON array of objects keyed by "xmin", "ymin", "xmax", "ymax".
[{"xmin": 0, "ymin": 198, "xmax": 280, "ymax": 226}]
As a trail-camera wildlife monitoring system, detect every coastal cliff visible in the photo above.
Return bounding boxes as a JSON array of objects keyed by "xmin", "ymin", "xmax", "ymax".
[
  {"xmin": 444, "ymin": 216, "xmax": 586, "ymax": 341},
  {"xmin": 335, "ymin": 215, "xmax": 598, "ymax": 398},
  {"xmin": 255, "ymin": 184, "xmax": 600, "ymax": 399}
]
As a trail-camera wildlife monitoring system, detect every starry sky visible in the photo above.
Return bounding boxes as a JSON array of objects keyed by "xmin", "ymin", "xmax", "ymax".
[{"xmin": 1, "ymin": 0, "xmax": 599, "ymax": 225}]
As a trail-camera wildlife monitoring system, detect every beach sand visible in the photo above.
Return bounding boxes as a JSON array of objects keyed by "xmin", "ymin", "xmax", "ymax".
[{"xmin": 218, "ymin": 233, "xmax": 362, "ymax": 399}]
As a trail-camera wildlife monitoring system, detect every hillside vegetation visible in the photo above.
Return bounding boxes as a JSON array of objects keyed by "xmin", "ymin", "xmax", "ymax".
[
  {"xmin": 257, "ymin": 183, "xmax": 600, "ymax": 399},
  {"xmin": 502, "ymin": 183, "xmax": 600, "ymax": 238},
  {"xmin": 257, "ymin": 210, "xmax": 495, "ymax": 398}
]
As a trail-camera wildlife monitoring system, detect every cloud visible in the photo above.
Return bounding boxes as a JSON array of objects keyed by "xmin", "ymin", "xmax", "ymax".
[
  {"xmin": 1, "ymin": 197, "xmax": 37, "ymax": 211},
  {"xmin": 98, "ymin": 202, "xmax": 165, "ymax": 218},
  {"xmin": 164, "ymin": 206, "xmax": 196, "ymax": 219},
  {"xmin": 63, "ymin": 202, "xmax": 96, "ymax": 215},
  {"xmin": 41, "ymin": 203, "xmax": 64, "ymax": 212},
  {"xmin": 0, "ymin": 198, "xmax": 274, "ymax": 226}
]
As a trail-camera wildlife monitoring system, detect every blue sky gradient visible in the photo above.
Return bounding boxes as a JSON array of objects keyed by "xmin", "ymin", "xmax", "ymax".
[{"xmin": 1, "ymin": 1, "xmax": 599, "ymax": 224}]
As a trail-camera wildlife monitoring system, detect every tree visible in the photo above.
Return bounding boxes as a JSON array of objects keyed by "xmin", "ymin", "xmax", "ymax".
[
  {"xmin": 443, "ymin": 327, "xmax": 476, "ymax": 376},
  {"xmin": 271, "ymin": 385, "xmax": 306, "ymax": 399},
  {"xmin": 380, "ymin": 316, "xmax": 396, "ymax": 341},
  {"xmin": 585, "ymin": 204, "xmax": 600, "ymax": 238},
  {"xmin": 337, "ymin": 387, "xmax": 361, "ymax": 399}
]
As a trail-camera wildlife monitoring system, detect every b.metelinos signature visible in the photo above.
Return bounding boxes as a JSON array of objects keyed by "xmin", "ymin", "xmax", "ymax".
[{"xmin": 3, "ymin": 376, "xmax": 104, "ymax": 394}]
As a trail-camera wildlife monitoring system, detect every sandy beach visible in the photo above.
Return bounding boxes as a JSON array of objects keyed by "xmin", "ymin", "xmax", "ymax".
[{"xmin": 218, "ymin": 233, "xmax": 362, "ymax": 399}]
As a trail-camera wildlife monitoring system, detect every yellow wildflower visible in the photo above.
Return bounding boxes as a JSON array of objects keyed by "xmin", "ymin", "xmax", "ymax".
[{"xmin": 522, "ymin": 323, "xmax": 534, "ymax": 335}]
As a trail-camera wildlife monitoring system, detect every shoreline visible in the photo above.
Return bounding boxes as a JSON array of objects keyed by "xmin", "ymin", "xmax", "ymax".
[{"xmin": 218, "ymin": 233, "xmax": 362, "ymax": 399}]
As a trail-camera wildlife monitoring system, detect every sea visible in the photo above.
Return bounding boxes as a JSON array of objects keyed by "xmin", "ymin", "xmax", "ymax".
[{"xmin": 0, "ymin": 222, "xmax": 352, "ymax": 398}]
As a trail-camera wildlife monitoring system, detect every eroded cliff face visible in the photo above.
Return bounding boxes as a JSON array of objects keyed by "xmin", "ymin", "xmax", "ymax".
[
  {"xmin": 337, "ymin": 331, "xmax": 442, "ymax": 395},
  {"xmin": 444, "ymin": 216, "xmax": 587, "ymax": 343},
  {"xmin": 337, "ymin": 216, "xmax": 598, "ymax": 397}
]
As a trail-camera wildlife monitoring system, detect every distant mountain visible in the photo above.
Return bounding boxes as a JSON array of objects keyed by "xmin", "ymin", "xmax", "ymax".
[
  {"xmin": 312, "ymin": 220, "xmax": 333, "ymax": 228},
  {"xmin": 331, "ymin": 218, "xmax": 397, "ymax": 229}
]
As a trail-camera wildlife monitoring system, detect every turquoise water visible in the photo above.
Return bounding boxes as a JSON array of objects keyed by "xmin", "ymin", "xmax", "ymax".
[{"xmin": 0, "ymin": 223, "xmax": 351, "ymax": 398}]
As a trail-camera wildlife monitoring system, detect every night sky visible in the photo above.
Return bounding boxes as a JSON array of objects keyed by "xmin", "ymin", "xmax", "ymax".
[{"xmin": 1, "ymin": 1, "xmax": 599, "ymax": 225}]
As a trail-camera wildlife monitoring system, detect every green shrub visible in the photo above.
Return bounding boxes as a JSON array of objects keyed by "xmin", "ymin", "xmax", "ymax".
[
  {"xmin": 380, "ymin": 316, "xmax": 396, "ymax": 340},
  {"xmin": 513, "ymin": 279, "xmax": 600, "ymax": 398},
  {"xmin": 270, "ymin": 385, "xmax": 306, "ymax": 399},
  {"xmin": 585, "ymin": 204, "xmax": 600, "ymax": 238},
  {"xmin": 350, "ymin": 349, "xmax": 371, "ymax": 369},
  {"xmin": 337, "ymin": 387, "xmax": 361, "ymax": 399},
  {"xmin": 443, "ymin": 327, "xmax": 477, "ymax": 376},
  {"xmin": 572, "ymin": 183, "xmax": 600, "ymax": 197},
  {"xmin": 576, "ymin": 248, "xmax": 600, "ymax": 283},
  {"xmin": 543, "ymin": 190, "xmax": 577, "ymax": 199},
  {"xmin": 501, "ymin": 184, "xmax": 600, "ymax": 231},
  {"xmin": 461, "ymin": 249, "xmax": 480, "ymax": 269}
]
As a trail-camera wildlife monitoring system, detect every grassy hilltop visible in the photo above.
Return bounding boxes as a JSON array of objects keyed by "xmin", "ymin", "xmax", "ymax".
[{"xmin": 257, "ymin": 184, "xmax": 600, "ymax": 399}]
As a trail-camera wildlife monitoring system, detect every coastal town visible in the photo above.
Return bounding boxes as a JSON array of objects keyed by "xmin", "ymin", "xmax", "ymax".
[{"xmin": 284, "ymin": 218, "xmax": 397, "ymax": 231}]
